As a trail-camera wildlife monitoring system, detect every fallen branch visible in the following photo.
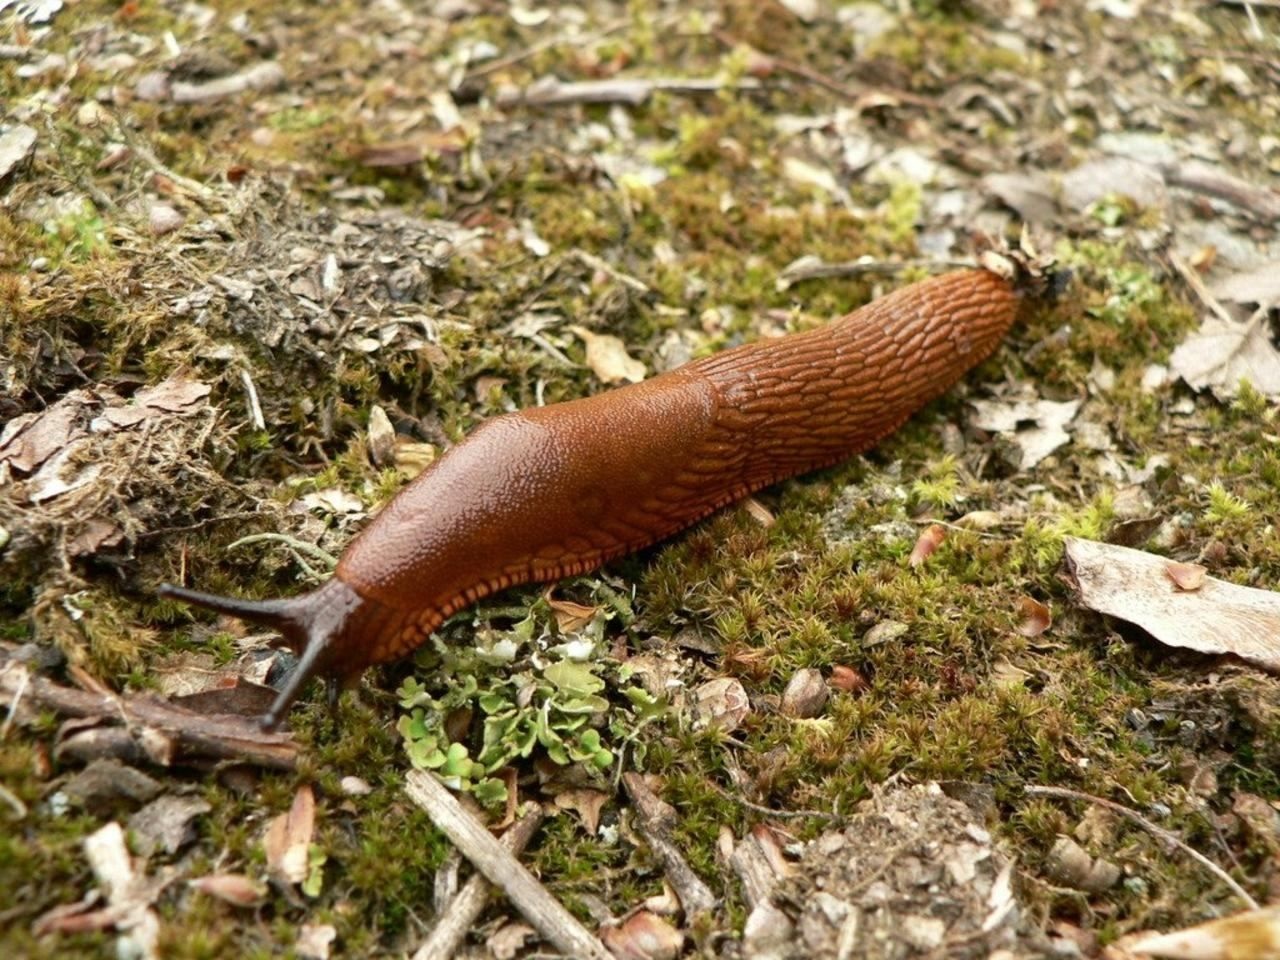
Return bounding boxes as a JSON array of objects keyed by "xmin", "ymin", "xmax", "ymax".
[
  {"xmin": 411, "ymin": 805, "xmax": 546, "ymax": 960},
  {"xmin": 1024, "ymin": 785, "xmax": 1258, "ymax": 910},
  {"xmin": 777, "ymin": 255, "xmax": 971, "ymax": 290},
  {"xmin": 404, "ymin": 770, "xmax": 612, "ymax": 960},
  {"xmin": 1163, "ymin": 159, "xmax": 1280, "ymax": 223},
  {"xmin": 713, "ymin": 30, "xmax": 939, "ymax": 110},
  {"xmin": 0, "ymin": 646, "xmax": 297, "ymax": 770},
  {"xmin": 622, "ymin": 774, "xmax": 717, "ymax": 916},
  {"xmin": 496, "ymin": 75, "xmax": 760, "ymax": 108}
]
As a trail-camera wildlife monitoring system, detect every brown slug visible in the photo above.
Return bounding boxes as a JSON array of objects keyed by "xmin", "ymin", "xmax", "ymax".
[{"xmin": 160, "ymin": 257, "xmax": 1046, "ymax": 729}]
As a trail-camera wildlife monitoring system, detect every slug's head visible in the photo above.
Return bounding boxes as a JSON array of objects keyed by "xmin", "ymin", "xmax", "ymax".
[{"xmin": 158, "ymin": 577, "xmax": 399, "ymax": 730}]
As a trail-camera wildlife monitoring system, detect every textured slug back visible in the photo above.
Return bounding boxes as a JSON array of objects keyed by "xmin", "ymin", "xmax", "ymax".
[
  {"xmin": 334, "ymin": 269, "xmax": 1021, "ymax": 667},
  {"xmin": 690, "ymin": 269, "xmax": 1020, "ymax": 490}
]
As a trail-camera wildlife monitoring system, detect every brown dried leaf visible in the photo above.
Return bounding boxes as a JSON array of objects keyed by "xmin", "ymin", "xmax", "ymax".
[
  {"xmin": 189, "ymin": 873, "xmax": 266, "ymax": 907},
  {"xmin": 569, "ymin": 325, "xmax": 646, "ymax": 384},
  {"xmin": 1169, "ymin": 313, "xmax": 1280, "ymax": 399},
  {"xmin": 742, "ymin": 496, "xmax": 775, "ymax": 527},
  {"xmin": 553, "ymin": 788, "xmax": 610, "ymax": 833},
  {"xmin": 691, "ymin": 677, "xmax": 750, "ymax": 733},
  {"xmin": 829, "ymin": 665, "xmax": 867, "ymax": 693},
  {"xmin": 95, "ymin": 375, "xmax": 211, "ymax": 430},
  {"xmin": 1065, "ymin": 538, "xmax": 1280, "ymax": 673},
  {"xmin": 264, "ymin": 784, "xmax": 315, "ymax": 885},
  {"xmin": 909, "ymin": 523, "xmax": 946, "ymax": 567},
  {"xmin": 1165, "ymin": 561, "xmax": 1208, "ymax": 592},
  {"xmin": 296, "ymin": 922, "xmax": 337, "ymax": 960},
  {"xmin": 600, "ymin": 910, "xmax": 684, "ymax": 960},
  {"xmin": 488, "ymin": 921, "xmax": 537, "ymax": 960},
  {"xmin": 546, "ymin": 594, "xmax": 599, "ymax": 634},
  {"xmin": 0, "ymin": 399, "xmax": 83, "ymax": 473},
  {"xmin": 1128, "ymin": 904, "xmax": 1280, "ymax": 959},
  {"xmin": 1015, "ymin": 596, "xmax": 1052, "ymax": 637}
]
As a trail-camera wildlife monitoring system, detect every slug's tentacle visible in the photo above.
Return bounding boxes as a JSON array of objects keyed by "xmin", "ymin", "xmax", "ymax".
[{"xmin": 158, "ymin": 578, "xmax": 391, "ymax": 729}]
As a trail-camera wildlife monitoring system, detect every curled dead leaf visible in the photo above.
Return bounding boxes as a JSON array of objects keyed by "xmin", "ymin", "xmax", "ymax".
[
  {"xmin": 1165, "ymin": 561, "xmax": 1208, "ymax": 592},
  {"xmin": 264, "ymin": 784, "xmax": 315, "ymax": 886},
  {"xmin": 1015, "ymin": 596, "xmax": 1052, "ymax": 637},
  {"xmin": 189, "ymin": 873, "xmax": 266, "ymax": 907},
  {"xmin": 909, "ymin": 523, "xmax": 946, "ymax": 567}
]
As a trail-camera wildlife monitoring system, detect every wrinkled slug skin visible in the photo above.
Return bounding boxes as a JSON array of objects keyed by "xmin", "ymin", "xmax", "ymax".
[
  {"xmin": 340, "ymin": 268, "xmax": 1020, "ymax": 662},
  {"xmin": 160, "ymin": 268, "xmax": 1023, "ymax": 724}
]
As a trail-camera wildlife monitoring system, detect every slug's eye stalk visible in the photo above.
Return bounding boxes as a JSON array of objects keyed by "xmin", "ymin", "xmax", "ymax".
[{"xmin": 158, "ymin": 578, "xmax": 368, "ymax": 731}]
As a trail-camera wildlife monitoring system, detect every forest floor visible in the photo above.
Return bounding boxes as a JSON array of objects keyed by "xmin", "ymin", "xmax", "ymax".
[{"xmin": 2, "ymin": 1, "xmax": 1280, "ymax": 958}]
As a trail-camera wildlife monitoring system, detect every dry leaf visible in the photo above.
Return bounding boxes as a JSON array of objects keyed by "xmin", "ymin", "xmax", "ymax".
[
  {"xmin": 127, "ymin": 795, "xmax": 211, "ymax": 856},
  {"xmin": 0, "ymin": 398, "xmax": 83, "ymax": 473},
  {"xmin": 742, "ymin": 496, "xmax": 775, "ymax": 527},
  {"xmin": 93, "ymin": 375, "xmax": 211, "ymax": 430},
  {"xmin": 983, "ymin": 170, "xmax": 1057, "ymax": 224},
  {"xmin": 546, "ymin": 595, "xmax": 599, "ymax": 633},
  {"xmin": 600, "ymin": 910, "xmax": 684, "ymax": 960},
  {"xmin": 1015, "ymin": 596, "xmax": 1052, "ymax": 637},
  {"xmin": 1168, "ymin": 313, "xmax": 1280, "ymax": 399},
  {"xmin": 569, "ymin": 325, "xmax": 646, "ymax": 384},
  {"xmin": 969, "ymin": 397, "xmax": 1081, "ymax": 469},
  {"xmin": 296, "ymin": 923, "xmax": 337, "ymax": 960},
  {"xmin": 488, "ymin": 921, "xmax": 537, "ymax": 960},
  {"xmin": 909, "ymin": 523, "xmax": 946, "ymax": 567},
  {"xmin": 553, "ymin": 788, "xmax": 610, "ymax": 833},
  {"xmin": 1061, "ymin": 156, "xmax": 1166, "ymax": 211},
  {"xmin": 264, "ymin": 784, "xmax": 315, "ymax": 885},
  {"xmin": 691, "ymin": 677, "xmax": 750, "ymax": 733},
  {"xmin": 1165, "ymin": 561, "xmax": 1208, "ymax": 592},
  {"xmin": 189, "ymin": 874, "xmax": 266, "ymax": 907},
  {"xmin": 1128, "ymin": 905, "xmax": 1280, "ymax": 959},
  {"xmin": 829, "ymin": 665, "xmax": 867, "ymax": 693},
  {"xmin": 367, "ymin": 404, "xmax": 395, "ymax": 467},
  {"xmin": 1212, "ymin": 262, "xmax": 1280, "ymax": 306},
  {"xmin": 1064, "ymin": 537, "xmax": 1280, "ymax": 673}
]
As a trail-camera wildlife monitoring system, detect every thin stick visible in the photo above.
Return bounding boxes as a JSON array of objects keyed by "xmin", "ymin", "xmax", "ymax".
[
  {"xmin": 1024, "ymin": 785, "xmax": 1258, "ymax": 909},
  {"xmin": 1167, "ymin": 251, "xmax": 1236, "ymax": 325},
  {"xmin": 463, "ymin": 17, "xmax": 633, "ymax": 81},
  {"xmin": 708, "ymin": 780, "xmax": 843, "ymax": 823},
  {"xmin": 404, "ymin": 770, "xmax": 612, "ymax": 960},
  {"xmin": 411, "ymin": 805, "xmax": 546, "ymax": 960},
  {"xmin": 622, "ymin": 774, "xmax": 717, "ymax": 915},
  {"xmin": 777, "ymin": 256, "xmax": 972, "ymax": 290}
]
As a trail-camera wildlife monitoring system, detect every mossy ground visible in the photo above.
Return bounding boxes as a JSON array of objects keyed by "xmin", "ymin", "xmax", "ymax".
[{"xmin": 2, "ymin": 1, "xmax": 1278, "ymax": 956}]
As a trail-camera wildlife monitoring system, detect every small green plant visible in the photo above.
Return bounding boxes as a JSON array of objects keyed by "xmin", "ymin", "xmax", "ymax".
[{"xmin": 396, "ymin": 601, "xmax": 665, "ymax": 808}]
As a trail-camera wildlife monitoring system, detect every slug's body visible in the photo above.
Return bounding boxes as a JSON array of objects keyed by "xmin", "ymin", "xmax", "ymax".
[{"xmin": 162, "ymin": 268, "xmax": 1030, "ymax": 728}]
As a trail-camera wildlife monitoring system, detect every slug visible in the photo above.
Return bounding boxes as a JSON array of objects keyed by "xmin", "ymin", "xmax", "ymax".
[{"xmin": 160, "ymin": 258, "xmax": 1045, "ymax": 729}]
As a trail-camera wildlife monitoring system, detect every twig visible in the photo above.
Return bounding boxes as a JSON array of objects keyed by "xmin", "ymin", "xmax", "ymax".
[
  {"xmin": 571, "ymin": 249, "xmax": 650, "ymax": 295},
  {"xmin": 1162, "ymin": 160, "xmax": 1280, "ymax": 224},
  {"xmin": 462, "ymin": 17, "xmax": 636, "ymax": 82},
  {"xmin": 240, "ymin": 369, "xmax": 265, "ymax": 431},
  {"xmin": 496, "ymin": 75, "xmax": 760, "ymax": 109},
  {"xmin": 1167, "ymin": 251, "xmax": 1236, "ymax": 325},
  {"xmin": 0, "ymin": 647, "xmax": 298, "ymax": 770},
  {"xmin": 227, "ymin": 533, "xmax": 338, "ymax": 571},
  {"xmin": 404, "ymin": 770, "xmax": 612, "ymax": 960},
  {"xmin": 708, "ymin": 780, "xmax": 844, "ymax": 822},
  {"xmin": 411, "ymin": 805, "xmax": 546, "ymax": 960},
  {"xmin": 1024, "ymin": 785, "xmax": 1258, "ymax": 910},
  {"xmin": 777, "ymin": 256, "xmax": 972, "ymax": 290},
  {"xmin": 622, "ymin": 774, "xmax": 717, "ymax": 915},
  {"xmin": 712, "ymin": 30, "xmax": 939, "ymax": 110}
]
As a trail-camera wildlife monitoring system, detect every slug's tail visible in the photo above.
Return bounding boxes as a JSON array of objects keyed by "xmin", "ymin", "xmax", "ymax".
[{"xmin": 158, "ymin": 578, "xmax": 365, "ymax": 731}]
